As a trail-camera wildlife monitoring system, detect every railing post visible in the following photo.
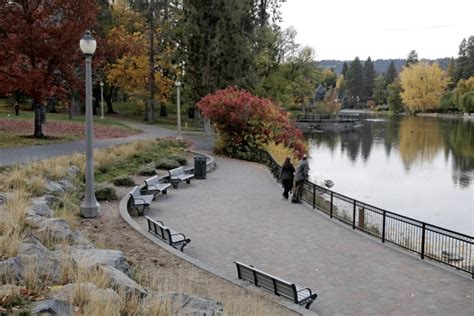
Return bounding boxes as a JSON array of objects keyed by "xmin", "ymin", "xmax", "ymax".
[
  {"xmin": 421, "ymin": 223, "xmax": 426, "ymax": 260},
  {"xmin": 330, "ymin": 191, "xmax": 333, "ymax": 218},
  {"xmin": 312, "ymin": 184, "xmax": 316, "ymax": 209},
  {"xmin": 352, "ymin": 200, "xmax": 356, "ymax": 229},
  {"xmin": 382, "ymin": 210, "xmax": 386, "ymax": 243}
]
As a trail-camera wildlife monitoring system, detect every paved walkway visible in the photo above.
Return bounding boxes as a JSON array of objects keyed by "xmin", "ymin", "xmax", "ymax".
[
  {"xmin": 139, "ymin": 157, "xmax": 473, "ymax": 316},
  {"xmin": 0, "ymin": 121, "xmax": 213, "ymax": 166}
]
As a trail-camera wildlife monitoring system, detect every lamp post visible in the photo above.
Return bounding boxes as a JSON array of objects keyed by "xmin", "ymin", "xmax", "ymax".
[
  {"xmin": 79, "ymin": 30, "xmax": 100, "ymax": 218},
  {"xmin": 100, "ymin": 81, "xmax": 104, "ymax": 119},
  {"xmin": 175, "ymin": 80, "xmax": 182, "ymax": 140}
]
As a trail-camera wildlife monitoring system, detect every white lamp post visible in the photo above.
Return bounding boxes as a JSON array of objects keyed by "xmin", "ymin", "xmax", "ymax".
[
  {"xmin": 175, "ymin": 80, "xmax": 182, "ymax": 140},
  {"xmin": 100, "ymin": 81, "xmax": 104, "ymax": 119},
  {"xmin": 79, "ymin": 30, "xmax": 100, "ymax": 218}
]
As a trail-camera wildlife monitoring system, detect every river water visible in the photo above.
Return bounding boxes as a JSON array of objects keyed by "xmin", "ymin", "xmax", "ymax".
[{"xmin": 307, "ymin": 114, "xmax": 473, "ymax": 235}]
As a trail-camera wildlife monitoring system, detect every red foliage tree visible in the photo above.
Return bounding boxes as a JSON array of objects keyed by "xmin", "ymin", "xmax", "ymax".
[
  {"xmin": 0, "ymin": 0, "xmax": 99, "ymax": 138},
  {"xmin": 197, "ymin": 87, "xmax": 306, "ymax": 158}
]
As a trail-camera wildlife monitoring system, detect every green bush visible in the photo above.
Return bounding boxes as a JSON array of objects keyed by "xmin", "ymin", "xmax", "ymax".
[
  {"xmin": 168, "ymin": 155, "xmax": 187, "ymax": 165},
  {"xmin": 95, "ymin": 185, "xmax": 118, "ymax": 201},
  {"xmin": 112, "ymin": 176, "xmax": 135, "ymax": 187},
  {"xmin": 137, "ymin": 167, "xmax": 156, "ymax": 176},
  {"xmin": 155, "ymin": 159, "xmax": 180, "ymax": 170}
]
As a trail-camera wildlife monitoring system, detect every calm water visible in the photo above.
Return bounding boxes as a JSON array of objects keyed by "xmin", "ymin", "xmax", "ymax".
[{"xmin": 307, "ymin": 114, "xmax": 474, "ymax": 235}]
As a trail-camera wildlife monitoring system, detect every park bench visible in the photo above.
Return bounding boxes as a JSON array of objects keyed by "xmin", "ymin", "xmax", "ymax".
[
  {"xmin": 146, "ymin": 216, "xmax": 191, "ymax": 251},
  {"xmin": 168, "ymin": 166, "xmax": 194, "ymax": 188},
  {"xmin": 234, "ymin": 261, "xmax": 318, "ymax": 309},
  {"xmin": 144, "ymin": 175, "xmax": 172, "ymax": 198},
  {"xmin": 127, "ymin": 186, "xmax": 154, "ymax": 216}
]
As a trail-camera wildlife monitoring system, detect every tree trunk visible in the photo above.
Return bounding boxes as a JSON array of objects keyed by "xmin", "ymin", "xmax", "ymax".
[
  {"xmin": 40, "ymin": 103, "xmax": 47, "ymax": 124},
  {"xmin": 159, "ymin": 104, "xmax": 167, "ymax": 117},
  {"xmin": 33, "ymin": 100, "xmax": 45, "ymax": 138},
  {"xmin": 105, "ymin": 85, "xmax": 116, "ymax": 114},
  {"xmin": 147, "ymin": 0, "xmax": 156, "ymax": 123}
]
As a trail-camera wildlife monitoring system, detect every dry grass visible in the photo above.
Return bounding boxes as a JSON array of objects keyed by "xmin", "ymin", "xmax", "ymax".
[
  {"xmin": 0, "ymin": 190, "xmax": 30, "ymax": 258},
  {"xmin": 29, "ymin": 176, "xmax": 46, "ymax": 197}
]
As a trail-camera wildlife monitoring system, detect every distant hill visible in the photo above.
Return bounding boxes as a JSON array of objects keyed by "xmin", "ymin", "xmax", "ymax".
[{"xmin": 318, "ymin": 58, "xmax": 451, "ymax": 75}]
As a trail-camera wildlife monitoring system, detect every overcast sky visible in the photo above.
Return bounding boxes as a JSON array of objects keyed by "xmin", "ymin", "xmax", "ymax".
[{"xmin": 279, "ymin": 0, "xmax": 474, "ymax": 61}]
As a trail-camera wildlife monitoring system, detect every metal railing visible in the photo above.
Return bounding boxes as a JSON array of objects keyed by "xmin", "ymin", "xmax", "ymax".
[{"xmin": 254, "ymin": 150, "xmax": 473, "ymax": 278}]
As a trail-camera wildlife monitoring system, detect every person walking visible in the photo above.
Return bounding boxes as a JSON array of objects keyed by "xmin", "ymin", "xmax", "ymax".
[
  {"xmin": 292, "ymin": 154, "xmax": 309, "ymax": 203},
  {"xmin": 280, "ymin": 157, "xmax": 295, "ymax": 200}
]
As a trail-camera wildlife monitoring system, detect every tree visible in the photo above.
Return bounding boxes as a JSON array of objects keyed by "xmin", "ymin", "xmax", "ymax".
[
  {"xmin": 453, "ymin": 77, "xmax": 474, "ymax": 111},
  {"xmin": 459, "ymin": 91, "xmax": 474, "ymax": 112},
  {"xmin": 336, "ymin": 74, "xmax": 345, "ymax": 98},
  {"xmin": 406, "ymin": 50, "xmax": 418, "ymax": 67},
  {"xmin": 387, "ymin": 80, "xmax": 403, "ymax": 112},
  {"xmin": 316, "ymin": 88, "xmax": 340, "ymax": 115},
  {"xmin": 321, "ymin": 68, "xmax": 337, "ymax": 88},
  {"xmin": 385, "ymin": 61, "xmax": 397, "ymax": 85},
  {"xmin": 0, "ymin": 0, "xmax": 99, "ymax": 138},
  {"xmin": 455, "ymin": 36, "xmax": 474, "ymax": 83},
  {"xmin": 364, "ymin": 57, "xmax": 375, "ymax": 99},
  {"xmin": 342, "ymin": 62, "xmax": 348, "ymax": 76},
  {"xmin": 399, "ymin": 62, "xmax": 448, "ymax": 112},
  {"xmin": 345, "ymin": 57, "xmax": 365, "ymax": 104},
  {"xmin": 447, "ymin": 58, "xmax": 456, "ymax": 89},
  {"xmin": 373, "ymin": 76, "xmax": 387, "ymax": 105}
]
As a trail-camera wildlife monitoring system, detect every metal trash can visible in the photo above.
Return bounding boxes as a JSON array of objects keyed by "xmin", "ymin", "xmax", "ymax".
[{"xmin": 194, "ymin": 156, "xmax": 207, "ymax": 179}]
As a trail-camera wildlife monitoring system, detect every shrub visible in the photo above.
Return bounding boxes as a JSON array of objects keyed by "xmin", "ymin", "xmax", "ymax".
[
  {"xmin": 459, "ymin": 91, "xmax": 474, "ymax": 113},
  {"xmin": 112, "ymin": 177, "xmax": 135, "ymax": 187},
  {"xmin": 197, "ymin": 87, "xmax": 306, "ymax": 159},
  {"xmin": 95, "ymin": 186, "xmax": 118, "ymax": 201},
  {"xmin": 137, "ymin": 168, "xmax": 156, "ymax": 176},
  {"xmin": 155, "ymin": 159, "xmax": 180, "ymax": 170},
  {"xmin": 168, "ymin": 155, "xmax": 187, "ymax": 165}
]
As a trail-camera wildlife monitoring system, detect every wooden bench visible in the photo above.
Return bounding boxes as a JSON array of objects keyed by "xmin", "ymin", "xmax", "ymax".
[
  {"xmin": 168, "ymin": 166, "xmax": 194, "ymax": 188},
  {"xmin": 144, "ymin": 175, "xmax": 172, "ymax": 198},
  {"xmin": 146, "ymin": 216, "xmax": 191, "ymax": 251},
  {"xmin": 127, "ymin": 186, "xmax": 154, "ymax": 216},
  {"xmin": 234, "ymin": 261, "xmax": 318, "ymax": 309}
]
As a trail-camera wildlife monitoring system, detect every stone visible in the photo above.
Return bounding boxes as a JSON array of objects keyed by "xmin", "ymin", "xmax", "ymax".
[
  {"xmin": 70, "ymin": 248, "xmax": 131, "ymax": 275},
  {"xmin": 18, "ymin": 237, "xmax": 50, "ymax": 256},
  {"xmin": 31, "ymin": 299, "xmax": 74, "ymax": 315},
  {"xmin": 146, "ymin": 292, "xmax": 224, "ymax": 316},
  {"xmin": 49, "ymin": 282, "xmax": 120, "ymax": 306},
  {"xmin": 33, "ymin": 218, "xmax": 73, "ymax": 241},
  {"xmin": 99, "ymin": 265, "xmax": 147, "ymax": 297},
  {"xmin": 28, "ymin": 196, "xmax": 53, "ymax": 217},
  {"xmin": 45, "ymin": 180, "xmax": 65, "ymax": 196},
  {"xmin": 67, "ymin": 166, "xmax": 81, "ymax": 178},
  {"xmin": 44, "ymin": 194, "xmax": 60, "ymax": 207},
  {"xmin": 0, "ymin": 257, "xmax": 23, "ymax": 283},
  {"xmin": 58, "ymin": 179, "xmax": 75, "ymax": 192},
  {"xmin": 70, "ymin": 230, "xmax": 94, "ymax": 249},
  {"xmin": 25, "ymin": 214, "xmax": 46, "ymax": 227}
]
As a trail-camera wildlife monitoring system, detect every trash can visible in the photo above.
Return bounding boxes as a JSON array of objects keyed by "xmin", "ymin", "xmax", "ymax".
[{"xmin": 194, "ymin": 156, "xmax": 207, "ymax": 179}]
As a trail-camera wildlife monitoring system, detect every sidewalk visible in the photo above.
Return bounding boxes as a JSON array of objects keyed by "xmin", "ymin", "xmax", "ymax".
[{"xmin": 139, "ymin": 156, "xmax": 473, "ymax": 316}]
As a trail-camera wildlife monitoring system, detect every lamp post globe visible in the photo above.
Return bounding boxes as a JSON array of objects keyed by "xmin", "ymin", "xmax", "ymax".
[
  {"xmin": 175, "ymin": 80, "xmax": 182, "ymax": 140},
  {"xmin": 80, "ymin": 30, "xmax": 100, "ymax": 218}
]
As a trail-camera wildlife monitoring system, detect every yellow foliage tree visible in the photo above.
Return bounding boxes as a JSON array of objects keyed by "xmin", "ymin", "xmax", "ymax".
[{"xmin": 399, "ymin": 62, "xmax": 448, "ymax": 112}]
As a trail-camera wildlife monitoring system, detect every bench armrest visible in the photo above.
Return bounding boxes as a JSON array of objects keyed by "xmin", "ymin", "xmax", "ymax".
[
  {"xmin": 171, "ymin": 233, "xmax": 186, "ymax": 239},
  {"xmin": 134, "ymin": 197, "xmax": 148, "ymax": 204},
  {"xmin": 156, "ymin": 220, "xmax": 164, "ymax": 225},
  {"xmin": 297, "ymin": 287, "xmax": 313, "ymax": 295}
]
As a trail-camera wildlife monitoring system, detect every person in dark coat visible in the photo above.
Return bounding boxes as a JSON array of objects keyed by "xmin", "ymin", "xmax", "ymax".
[
  {"xmin": 280, "ymin": 157, "xmax": 295, "ymax": 200},
  {"xmin": 292, "ymin": 154, "xmax": 309, "ymax": 203}
]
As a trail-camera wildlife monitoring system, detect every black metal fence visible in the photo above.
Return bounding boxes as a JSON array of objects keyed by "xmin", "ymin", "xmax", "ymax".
[{"xmin": 255, "ymin": 150, "xmax": 473, "ymax": 278}]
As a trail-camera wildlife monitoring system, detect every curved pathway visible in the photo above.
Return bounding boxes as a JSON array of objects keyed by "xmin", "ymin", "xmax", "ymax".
[
  {"xmin": 0, "ymin": 121, "xmax": 213, "ymax": 166},
  {"xmin": 139, "ymin": 157, "xmax": 473, "ymax": 315}
]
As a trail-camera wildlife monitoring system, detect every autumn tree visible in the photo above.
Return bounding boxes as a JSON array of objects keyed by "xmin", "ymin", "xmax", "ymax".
[
  {"xmin": 321, "ymin": 68, "xmax": 337, "ymax": 88},
  {"xmin": 316, "ymin": 88, "xmax": 340, "ymax": 115},
  {"xmin": 0, "ymin": 0, "xmax": 98, "ymax": 138},
  {"xmin": 399, "ymin": 62, "xmax": 448, "ymax": 112}
]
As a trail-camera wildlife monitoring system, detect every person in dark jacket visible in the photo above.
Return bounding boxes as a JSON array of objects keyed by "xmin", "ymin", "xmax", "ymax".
[
  {"xmin": 292, "ymin": 154, "xmax": 309, "ymax": 203},
  {"xmin": 280, "ymin": 157, "xmax": 295, "ymax": 200}
]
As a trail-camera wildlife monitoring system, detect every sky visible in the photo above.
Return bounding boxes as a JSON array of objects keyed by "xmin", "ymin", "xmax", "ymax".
[{"xmin": 279, "ymin": 0, "xmax": 474, "ymax": 61}]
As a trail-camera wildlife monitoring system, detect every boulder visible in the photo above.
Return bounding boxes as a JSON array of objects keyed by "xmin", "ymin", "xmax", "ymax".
[
  {"xmin": 28, "ymin": 196, "xmax": 53, "ymax": 217},
  {"xmin": 70, "ymin": 248, "xmax": 130, "ymax": 275},
  {"xmin": 44, "ymin": 194, "xmax": 60, "ymax": 208},
  {"xmin": 33, "ymin": 218, "xmax": 73, "ymax": 242},
  {"xmin": 18, "ymin": 237, "xmax": 50, "ymax": 256},
  {"xmin": 49, "ymin": 282, "xmax": 120, "ymax": 306},
  {"xmin": 70, "ymin": 231, "xmax": 94, "ymax": 249},
  {"xmin": 0, "ymin": 257, "xmax": 23, "ymax": 283},
  {"xmin": 99, "ymin": 265, "xmax": 146, "ymax": 297},
  {"xmin": 31, "ymin": 299, "xmax": 74, "ymax": 315},
  {"xmin": 58, "ymin": 179, "xmax": 75, "ymax": 192},
  {"xmin": 145, "ymin": 293, "xmax": 224, "ymax": 316},
  {"xmin": 25, "ymin": 214, "xmax": 46, "ymax": 227},
  {"xmin": 67, "ymin": 166, "xmax": 81, "ymax": 178},
  {"xmin": 45, "ymin": 180, "xmax": 65, "ymax": 196}
]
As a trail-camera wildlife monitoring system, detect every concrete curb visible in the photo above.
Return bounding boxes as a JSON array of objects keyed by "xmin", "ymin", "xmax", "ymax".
[{"xmin": 118, "ymin": 156, "xmax": 317, "ymax": 316}]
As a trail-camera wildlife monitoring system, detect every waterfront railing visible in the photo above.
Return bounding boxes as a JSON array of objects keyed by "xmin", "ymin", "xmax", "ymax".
[{"xmin": 254, "ymin": 149, "xmax": 473, "ymax": 278}]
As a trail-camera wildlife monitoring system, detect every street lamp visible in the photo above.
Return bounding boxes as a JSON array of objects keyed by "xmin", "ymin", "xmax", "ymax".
[
  {"xmin": 175, "ymin": 80, "xmax": 182, "ymax": 140},
  {"xmin": 79, "ymin": 30, "xmax": 100, "ymax": 218},
  {"xmin": 100, "ymin": 81, "xmax": 104, "ymax": 119}
]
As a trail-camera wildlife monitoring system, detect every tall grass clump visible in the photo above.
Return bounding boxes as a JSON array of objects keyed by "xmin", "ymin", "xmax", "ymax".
[{"xmin": 264, "ymin": 141, "xmax": 298, "ymax": 165}]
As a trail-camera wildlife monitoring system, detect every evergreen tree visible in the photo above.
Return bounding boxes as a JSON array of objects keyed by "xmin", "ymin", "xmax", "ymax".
[
  {"xmin": 447, "ymin": 58, "xmax": 456, "ymax": 88},
  {"xmin": 345, "ymin": 57, "xmax": 365, "ymax": 105},
  {"xmin": 364, "ymin": 57, "xmax": 376, "ymax": 99},
  {"xmin": 387, "ymin": 80, "xmax": 403, "ymax": 112},
  {"xmin": 406, "ymin": 50, "xmax": 418, "ymax": 66},
  {"xmin": 373, "ymin": 76, "xmax": 387, "ymax": 105},
  {"xmin": 454, "ymin": 38, "xmax": 468, "ymax": 83},
  {"xmin": 342, "ymin": 62, "xmax": 348, "ymax": 76},
  {"xmin": 384, "ymin": 61, "xmax": 397, "ymax": 85}
]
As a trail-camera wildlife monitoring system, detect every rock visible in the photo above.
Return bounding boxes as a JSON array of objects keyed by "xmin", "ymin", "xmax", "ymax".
[
  {"xmin": 28, "ymin": 196, "xmax": 53, "ymax": 217},
  {"xmin": 25, "ymin": 214, "xmax": 47, "ymax": 227},
  {"xmin": 33, "ymin": 218, "xmax": 73, "ymax": 242},
  {"xmin": 146, "ymin": 293, "xmax": 224, "ymax": 316},
  {"xmin": 45, "ymin": 180, "xmax": 65, "ymax": 196},
  {"xmin": 0, "ymin": 257, "xmax": 23, "ymax": 283},
  {"xmin": 18, "ymin": 237, "xmax": 50, "ymax": 256},
  {"xmin": 67, "ymin": 166, "xmax": 81, "ymax": 178},
  {"xmin": 0, "ymin": 285, "xmax": 21, "ymax": 307},
  {"xmin": 32, "ymin": 299, "xmax": 74, "ymax": 315},
  {"xmin": 70, "ymin": 248, "xmax": 130, "ymax": 275},
  {"xmin": 58, "ymin": 179, "xmax": 75, "ymax": 192},
  {"xmin": 44, "ymin": 194, "xmax": 60, "ymax": 207},
  {"xmin": 49, "ymin": 282, "xmax": 120, "ymax": 306},
  {"xmin": 100, "ymin": 265, "xmax": 146, "ymax": 297},
  {"xmin": 70, "ymin": 231, "xmax": 94, "ymax": 249}
]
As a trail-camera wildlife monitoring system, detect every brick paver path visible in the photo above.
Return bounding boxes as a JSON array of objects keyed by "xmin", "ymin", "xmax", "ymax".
[{"xmin": 141, "ymin": 157, "xmax": 473, "ymax": 315}]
